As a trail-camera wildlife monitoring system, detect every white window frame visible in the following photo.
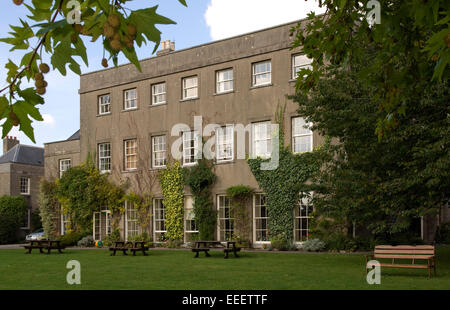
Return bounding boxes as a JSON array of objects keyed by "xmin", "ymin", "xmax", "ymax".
[
  {"xmin": 61, "ymin": 212, "xmax": 71, "ymax": 235},
  {"xmin": 184, "ymin": 196, "xmax": 198, "ymax": 242},
  {"xmin": 98, "ymin": 143, "xmax": 111, "ymax": 173},
  {"xmin": 182, "ymin": 130, "xmax": 200, "ymax": 166},
  {"xmin": 124, "ymin": 88, "xmax": 137, "ymax": 110},
  {"xmin": 124, "ymin": 139, "xmax": 137, "ymax": 171},
  {"xmin": 251, "ymin": 121, "xmax": 272, "ymax": 158},
  {"xmin": 153, "ymin": 198, "xmax": 166, "ymax": 242},
  {"xmin": 252, "ymin": 60, "xmax": 271, "ymax": 87},
  {"xmin": 292, "ymin": 54, "xmax": 312, "ymax": 79},
  {"xmin": 98, "ymin": 94, "xmax": 111, "ymax": 115},
  {"xmin": 217, "ymin": 195, "xmax": 234, "ymax": 241},
  {"xmin": 292, "ymin": 117, "xmax": 313, "ymax": 154},
  {"xmin": 216, "ymin": 69, "xmax": 234, "ymax": 93},
  {"xmin": 152, "ymin": 135, "xmax": 167, "ymax": 168},
  {"xmin": 20, "ymin": 177, "xmax": 30, "ymax": 195},
  {"xmin": 216, "ymin": 126, "xmax": 234, "ymax": 162},
  {"xmin": 93, "ymin": 209, "xmax": 111, "ymax": 241},
  {"xmin": 253, "ymin": 193, "xmax": 270, "ymax": 244},
  {"xmin": 294, "ymin": 193, "xmax": 313, "ymax": 243},
  {"xmin": 182, "ymin": 76, "xmax": 198, "ymax": 100},
  {"xmin": 151, "ymin": 82, "xmax": 166, "ymax": 105},
  {"xmin": 59, "ymin": 159, "xmax": 71, "ymax": 178},
  {"xmin": 125, "ymin": 201, "xmax": 138, "ymax": 240}
]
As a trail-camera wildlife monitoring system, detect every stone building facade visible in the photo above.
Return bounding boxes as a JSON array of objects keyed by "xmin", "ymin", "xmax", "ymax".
[{"xmin": 0, "ymin": 136, "xmax": 44, "ymax": 238}]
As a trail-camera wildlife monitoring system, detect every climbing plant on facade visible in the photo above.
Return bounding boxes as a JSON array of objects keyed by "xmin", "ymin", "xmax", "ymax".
[
  {"xmin": 184, "ymin": 158, "xmax": 217, "ymax": 240},
  {"xmin": 38, "ymin": 179, "xmax": 60, "ymax": 238},
  {"xmin": 247, "ymin": 103, "xmax": 326, "ymax": 243},
  {"xmin": 159, "ymin": 161, "xmax": 185, "ymax": 242},
  {"xmin": 124, "ymin": 192, "xmax": 152, "ymax": 234},
  {"xmin": 226, "ymin": 185, "xmax": 253, "ymax": 245}
]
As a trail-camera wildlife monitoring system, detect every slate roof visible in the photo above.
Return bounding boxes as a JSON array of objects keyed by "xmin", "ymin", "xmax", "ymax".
[
  {"xmin": 67, "ymin": 130, "xmax": 80, "ymax": 141},
  {"xmin": 0, "ymin": 144, "xmax": 44, "ymax": 166}
]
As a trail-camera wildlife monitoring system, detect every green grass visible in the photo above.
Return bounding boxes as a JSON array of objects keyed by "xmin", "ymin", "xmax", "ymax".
[{"xmin": 1, "ymin": 247, "xmax": 449, "ymax": 290}]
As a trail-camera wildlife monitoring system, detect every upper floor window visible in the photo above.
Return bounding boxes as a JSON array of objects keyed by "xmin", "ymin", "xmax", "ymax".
[
  {"xmin": 216, "ymin": 126, "xmax": 234, "ymax": 162},
  {"xmin": 59, "ymin": 159, "xmax": 71, "ymax": 178},
  {"xmin": 124, "ymin": 139, "xmax": 137, "ymax": 170},
  {"xmin": 124, "ymin": 89, "xmax": 137, "ymax": 110},
  {"xmin": 292, "ymin": 54, "xmax": 312, "ymax": 79},
  {"xmin": 182, "ymin": 130, "xmax": 200, "ymax": 166},
  {"xmin": 20, "ymin": 177, "xmax": 30, "ymax": 195},
  {"xmin": 152, "ymin": 82, "xmax": 166, "ymax": 105},
  {"xmin": 292, "ymin": 117, "xmax": 313, "ymax": 154},
  {"xmin": 98, "ymin": 95, "xmax": 111, "ymax": 115},
  {"xmin": 252, "ymin": 121, "xmax": 272, "ymax": 158},
  {"xmin": 98, "ymin": 143, "xmax": 111, "ymax": 173},
  {"xmin": 152, "ymin": 135, "xmax": 167, "ymax": 168},
  {"xmin": 252, "ymin": 61, "xmax": 271, "ymax": 86},
  {"xmin": 216, "ymin": 69, "xmax": 233, "ymax": 93},
  {"xmin": 182, "ymin": 76, "xmax": 198, "ymax": 100}
]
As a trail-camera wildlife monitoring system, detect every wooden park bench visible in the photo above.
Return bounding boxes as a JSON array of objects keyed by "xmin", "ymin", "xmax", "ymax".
[
  {"xmin": 366, "ymin": 245, "xmax": 436, "ymax": 279},
  {"xmin": 109, "ymin": 241, "xmax": 129, "ymax": 256},
  {"xmin": 129, "ymin": 241, "xmax": 149, "ymax": 256}
]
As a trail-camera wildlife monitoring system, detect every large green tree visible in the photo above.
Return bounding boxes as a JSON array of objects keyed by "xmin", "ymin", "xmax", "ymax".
[
  {"xmin": 292, "ymin": 64, "xmax": 449, "ymax": 239},
  {"xmin": 0, "ymin": 0, "xmax": 186, "ymax": 142},
  {"xmin": 292, "ymin": 0, "xmax": 449, "ymax": 137}
]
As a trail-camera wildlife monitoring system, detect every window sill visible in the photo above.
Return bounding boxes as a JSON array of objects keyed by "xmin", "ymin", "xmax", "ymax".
[
  {"xmin": 121, "ymin": 108, "xmax": 138, "ymax": 112},
  {"xmin": 182, "ymin": 162, "xmax": 198, "ymax": 167},
  {"xmin": 180, "ymin": 97, "xmax": 199, "ymax": 102},
  {"xmin": 250, "ymin": 83, "xmax": 273, "ymax": 90},
  {"xmin": 121, "ymin": 169, "xmax": 138, "ymax": 173},
  {"xmin": 215, "ymin": 159, "xmax": 235, "ymax": 165},
  {"xmin": 213, "ymin": 90, "xmax": 234, "ymax": 96},
  {"xmin": 97, "ymin": 112, "xmax": 112, "ymax": 117},
  {"xmin": 289, "ymin": 79, "xmax": 297, "ymax": 83},
  {"xmin": 149, "ymin": 103, "xmax": 167, "ymax": 108},
  {"xmin": 20, "ymin": 193, "xmax": 30, "ymax": 196},
  {"xmin": 149, "ymin": 166, "xmax": 166, "ymax": 171}
]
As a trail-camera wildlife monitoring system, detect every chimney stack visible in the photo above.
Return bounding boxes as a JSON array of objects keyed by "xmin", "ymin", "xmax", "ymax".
[
  {"xmin": 3, "ymin": 136, "xmax": 19, "ymax": 154},
  {"xmin": 157, "ymin": 40, "xmax": 175, "ymax": 56}
]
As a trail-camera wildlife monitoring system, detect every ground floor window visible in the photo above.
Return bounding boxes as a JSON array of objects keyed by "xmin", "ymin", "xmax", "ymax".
[
  {"xmin": 93, "ymin": 208, "xmax": 111, "ymax": 241},
  {"xmin": 125, "ymin": 201, "xmax": 138, "ymax": 240},
  {"xmin": 184, "ymin": 196, "xmax": 198, "ymax": 242},
  {"xmin": 153, "ymin": 198, "xmax": 166, "ymax": 242},
  {"xmin": 218, "ymin": 195, "xmax": 234, "ymax": 241},
  {"xmin": 61, "ymin": 211, "xmax": 71, "ymax": 235},
  {"xmin": 254, "ymin": 194, "xmax": 269, "ymax": 243},
  {"xmin": 294, "ymin": 194, "xmax": 313, "ymax": 242}
]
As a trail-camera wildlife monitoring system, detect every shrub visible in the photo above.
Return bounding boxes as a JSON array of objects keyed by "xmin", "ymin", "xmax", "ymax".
[
  {"xmin": 302, "ymin": 238, "xmax": 326, "ymax": 252},
  {"xmin": 77, "ymin": 235, "xmax": 94, "ymax": 247},
  {"xmin": 127, "ymin": 232, "xmax": 153, "ymax": 247},
  {"xmin": 103, "ymin": 229, "xmax": 121, "ymax": 246},
  {"xmin": 58, "ymin": 232, "xmax": 85, "ymax": 247},
  {"xmin": 30, "ymin": 209, "xmax": 42, "ymax": 231},
  {"xmin": 0, "ymin": 195, "xmax": 28, "ymax": 244},
  {"xmin": 269, "ymin": 234, "xmax": 296, "ymax": 251}
]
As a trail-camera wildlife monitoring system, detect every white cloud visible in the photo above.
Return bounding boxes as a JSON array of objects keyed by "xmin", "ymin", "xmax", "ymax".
[
  {"xmin": 42, "ymin": 114, "xmax": 55, "ymax": 126},
  {"xmin": 205, "ymin": 0, "xmax": 326, "ymax": 40}
]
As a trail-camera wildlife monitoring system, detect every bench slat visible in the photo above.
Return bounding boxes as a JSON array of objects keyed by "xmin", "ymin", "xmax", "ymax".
[
  {"xmin": 375, "ymin": 245, "xmax": 434, "ymax": 250},
  {"xmin": 378, "ymin": 263, "xmax": 429, "ymax": 269},
  {"xmin": 374, "ymin": 254, "xmax": 433, "ymax": 259},
  {"xmin": 374, "ymin": 249, "xmax": 434, "ymax": 254}
]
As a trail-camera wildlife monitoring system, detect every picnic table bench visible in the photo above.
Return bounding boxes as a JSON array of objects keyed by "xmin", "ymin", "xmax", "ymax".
[
  {"xmin": 109, "ymin": 241, "xmax": 149, "ymax": 256},
  {"xmin": 366, "ymin": 245, "xmax": 436, "ymax": 279},
  {"xmin": 129, "ymin": 241, "xmax": 149, "ymax": 256},
  {"xmin": 23, "ymin": 240, "xmax": 65, "ymax": 254},
  {"xmin": 192, "ymin": 241, "xmax": 241, "ymax": 258}
]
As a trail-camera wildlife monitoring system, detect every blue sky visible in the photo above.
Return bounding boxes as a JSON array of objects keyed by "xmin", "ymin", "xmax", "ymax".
[{"xmin": 0, "ymin": 0, "xmax": 323, "ymax": 150}]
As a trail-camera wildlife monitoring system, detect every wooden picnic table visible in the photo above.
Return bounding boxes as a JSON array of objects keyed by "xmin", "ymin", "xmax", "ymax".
[
  {"xmin": 23, "ymin": 240, "xmax": 65, "ymax": 254},
  {"xmin": 109, "ymin": 241, "xmax": 149, "ymax": 256},
  {"xmin": 192, "ymin": 240, "xmax": 241, "ymax": 258}
]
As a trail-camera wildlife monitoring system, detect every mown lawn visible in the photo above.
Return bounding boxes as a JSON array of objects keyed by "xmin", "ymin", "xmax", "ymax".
[{"xmin": 0, "ymin": 247, "xmax": 449, "ymax": 290}]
